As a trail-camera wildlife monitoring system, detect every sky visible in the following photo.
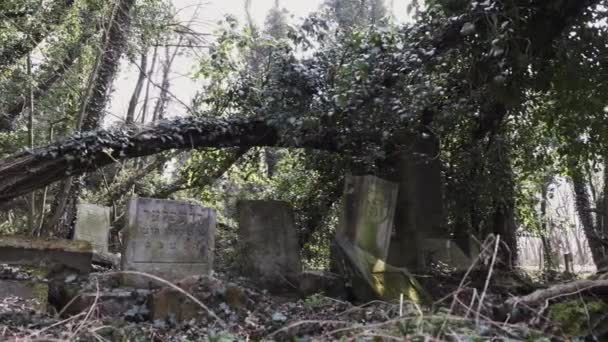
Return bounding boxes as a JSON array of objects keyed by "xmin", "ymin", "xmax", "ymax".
[{"xmin": 107, "ymin": 0, "xmax": 413, "ymax": 125}]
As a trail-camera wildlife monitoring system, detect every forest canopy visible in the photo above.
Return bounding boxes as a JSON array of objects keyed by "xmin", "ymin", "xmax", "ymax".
[{"xmin": 0, "ymin": 0, "xmax": 607, "ymax": 271}]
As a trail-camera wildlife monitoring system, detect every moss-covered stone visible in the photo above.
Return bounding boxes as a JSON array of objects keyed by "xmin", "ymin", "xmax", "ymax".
[{"xmin": 549, "ymin": 299, "xmax": 608, "ymax": 337}]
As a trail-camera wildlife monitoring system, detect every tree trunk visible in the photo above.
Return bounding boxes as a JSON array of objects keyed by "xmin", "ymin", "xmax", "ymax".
[
  {"xmin": 140, "ymin": 46, "xmax": 159, "ymax": 124},
  {"xmin": 43, "ymin": 0, "xmax": 137, "ymax": 236},
  {"xmin": 540, "ymin": 177, "xmax": 557, "ymax": 272},
  {"xmin": 152, "ymin": 45, "xmax": 180, "ymax": 121},
  {"xmin": 572, "ymin": 166, "xmax": 608, "ymax": 271},
  {"xmin": 0, "ymin": 116, "xmax": 339, "ymax": 204},
  {"xmin": 80, "ymin": 0, "xmax": 136, "ymax": 131}
]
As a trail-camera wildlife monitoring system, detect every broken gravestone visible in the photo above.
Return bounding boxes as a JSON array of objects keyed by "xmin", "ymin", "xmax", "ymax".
[
  {"xmin": 74, "ymin": 203, "xmax": 111, "ymax": 254},
  {"xmin": 336, "ymin": 175, "xmax": 398, "ymax": 261},
  {"xmin": 121, "ymin": 197, "xmax": 216, "ymax": 287},
  {"xmin": 237, "ymin": 200, "xmax": 302, "ymax": 290}
]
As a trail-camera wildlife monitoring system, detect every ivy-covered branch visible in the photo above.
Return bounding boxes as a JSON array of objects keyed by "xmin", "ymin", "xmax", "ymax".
[{"xmin": 0, "ymin": 116, "xmax": 340, "ymax": 203}]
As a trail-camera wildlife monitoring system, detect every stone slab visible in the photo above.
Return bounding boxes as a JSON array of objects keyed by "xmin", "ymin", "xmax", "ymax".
[
  {"xmin": 121, "ymin": 198, "xmax": 216, "ymax": 287},
  {"xmin": 237, "ymin": 200, "xmax": 302, "ymax": 289},
  {"xmin": 74, "ymin": 203, "xmax": 111, "ymax": 253},
  {"xmin": 0, "ymin": 236, "xmax": 92, "ymax": 274},
  {"xmin": 337, "ymin": 175, "xmax": 398, "ymax": 261}
]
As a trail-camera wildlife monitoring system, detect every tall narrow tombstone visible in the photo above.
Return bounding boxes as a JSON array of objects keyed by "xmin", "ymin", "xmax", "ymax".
[
  {"xmin": 121, "ymin": 198, "xmax": 216, "ymax": 287},
  {"xmin": 74, "ymin": 203, "xmax": 111, "ymax": 254},
  {"xmin": 237, "ymin": 200, "xmax": 302, "ymax": 289},
  {"xmin": 332, "ymin": 175, "xmax": 428, "ymax": 302},
  {"xmin": 336, "ymin": 175, "xmax": 398, "ymax": 261}
]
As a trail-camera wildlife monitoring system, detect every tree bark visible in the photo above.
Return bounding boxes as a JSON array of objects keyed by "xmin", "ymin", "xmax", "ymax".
[
  {"xmin": 572, "ymin": 166, "xmax": 608, "ymax": 271},
  {"xmin": 80, "ymin": 0, "xmax": 136, "ymax": 130},
  {"xmin": 540, "ymin": 177, "xmax": 557, "ymax": 272}
]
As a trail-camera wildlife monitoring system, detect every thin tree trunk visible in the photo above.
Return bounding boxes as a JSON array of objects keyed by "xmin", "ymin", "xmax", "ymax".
[
  {"xmin": 540, "ymin": 177, "xmax": 557, "ymax": 272},
  {"xmin": 126, "ymin": 51, "xmax": 148, "ymax": 124},
  {"xmin": 140, "ymin": 46, "xmax": 159, "ymax": 124},
  {"xmin": 152, "ymin": 44, "xmax": 180, "ymax": 122},
  {"xmin": 27, "ymin": 54, "xmax": 36, "ymax": 232}
]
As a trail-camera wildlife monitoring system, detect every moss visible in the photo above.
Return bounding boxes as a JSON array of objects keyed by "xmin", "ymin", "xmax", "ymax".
[
  {"xmin": 31, "ymin": 282, "xmax": 49, "ymax": 312},
  {"xmin": 549, "ymin": 299, "xmax": 608, "ymax": 337}
]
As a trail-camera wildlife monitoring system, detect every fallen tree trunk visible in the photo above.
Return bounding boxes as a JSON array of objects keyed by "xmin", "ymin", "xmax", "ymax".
[{"xmin": 0, "ymin": 116, "xmax": 339, "ymax": 204}]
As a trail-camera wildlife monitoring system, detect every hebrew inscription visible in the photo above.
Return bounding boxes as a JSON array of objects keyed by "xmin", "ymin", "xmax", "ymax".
[{"xmin": 121, "ymin": 198, "xmax": 216, "ymax": 286}]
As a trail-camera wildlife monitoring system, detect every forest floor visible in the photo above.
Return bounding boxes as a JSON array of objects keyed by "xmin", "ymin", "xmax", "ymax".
[{"xmin": 2, "ymin": 263, "xmax": 605, "ymax": 341}]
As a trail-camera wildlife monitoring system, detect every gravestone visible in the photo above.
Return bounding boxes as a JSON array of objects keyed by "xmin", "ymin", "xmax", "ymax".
[
  {"xmin": 336, "ymin": 175, "xmax": 398, "ymax": 260},
  {"xmin": 330, "ymin": 175, "xmax": 428, "ymax": 303},
  {"xmin": 74, "ymin": 203, "xmax": 111, "ymax": 253},
  {"xmin": 237, "ymin": 200, "xmax": 302, "ymax": 289},
  {"xmin": 121, "ymin": 198, "xmax": 216, "ymax": 287}
]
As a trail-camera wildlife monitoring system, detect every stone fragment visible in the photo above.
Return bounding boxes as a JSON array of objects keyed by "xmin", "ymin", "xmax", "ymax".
[
  {"xmin": 237, "ymin": 200, "xmax": 302, "ymax": 290},
  {"xmin": 121, "ymin": 198, "xmax": 216, "ymax": 287},
  {"xmin": 0, "ymin": 236, "xmax": 92, "ymax": 274},
  {"xmin": 74, "ymin": 203, "xmax": 111, "ymax": 253}
]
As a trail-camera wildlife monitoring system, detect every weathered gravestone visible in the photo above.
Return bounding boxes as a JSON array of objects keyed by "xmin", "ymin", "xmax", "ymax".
[
  {"xmin": 331, "ymin": 175, "xmax": 429, "ymax": 303},
  {"xmin": 74, "ymin": 203, "xmax": 111, "ymax": 254},
  {"xmin": 237, "ymin": 200, "xmax": 302, "ymax": 289},
  {"xmin": 336, "ymin": 175, "xmax": 398, "ymax": 261},
  {"xmin": 121, "ymin": 198, "xmax": 216, "ymax": 287}
]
